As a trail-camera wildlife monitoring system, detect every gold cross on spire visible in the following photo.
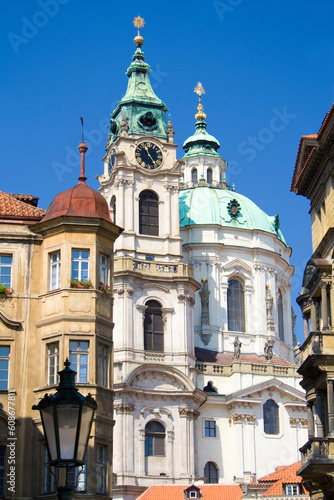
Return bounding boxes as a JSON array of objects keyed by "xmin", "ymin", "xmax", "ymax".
[
  {"xmin": 133, "ymin": 16, "xmax": 145, "ymax": 47},
  {"xmin": 194, "ymin": 82, "xmax": 205, "ymax": 97},
  {"xmin": 133, "ymin": 16, "xmax": 145, "ymax": 36},
  {"xmin": 194, "ymin": 82, "xmax": 206, "ymax": 120}
]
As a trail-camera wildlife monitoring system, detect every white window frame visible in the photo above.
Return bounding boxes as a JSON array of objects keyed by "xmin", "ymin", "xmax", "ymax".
[
  {"xmin": 50, "ymin": 251, "xmax": 61, "ymax": 291},
  {"xmin": 0, "ymin": 347, "xmax": 10, "ymax": 391},
  {"xmin": 69, "ymin": 341, "xmax": 89, "ymax": 383},
  {"xmin": 47, "ymin": 342, "xmax": 59, "ymax": 386},
  {"xmin": 99, "ymin": 254, "xmax": 108, "ymax": 286},
  {"xmin": 71, "ymin": 250, "xmax": 90, "ymax": 281},
  {"xmin": 286, "ymin": 484, "xmax": 299, "ymax": 495},
  {"xmin": 0, "ymin": 255, "xmax": 12, "ymax": 288}
]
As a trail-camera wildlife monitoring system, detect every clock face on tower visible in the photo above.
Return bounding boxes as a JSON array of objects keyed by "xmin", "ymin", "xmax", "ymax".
[{"xmin": 135, "ymin": 141, "xmax": 163, "ymax": 169}]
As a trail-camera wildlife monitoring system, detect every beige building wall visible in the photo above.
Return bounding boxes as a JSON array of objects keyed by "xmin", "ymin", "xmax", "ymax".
[{"xmin": 0, "ymin": 212, "xmax": 121, "ymax": 499}]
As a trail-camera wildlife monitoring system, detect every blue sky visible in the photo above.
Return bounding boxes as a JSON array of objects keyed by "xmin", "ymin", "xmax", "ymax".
[{"xmin": 2, "ymin": 0, "xmax": 334, "ymax": 342}]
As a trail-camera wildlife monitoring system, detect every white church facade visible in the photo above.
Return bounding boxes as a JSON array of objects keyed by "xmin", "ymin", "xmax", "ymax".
[{"xmin": 97, "ymin": 19, "xmax": 307, "ymax": 500}]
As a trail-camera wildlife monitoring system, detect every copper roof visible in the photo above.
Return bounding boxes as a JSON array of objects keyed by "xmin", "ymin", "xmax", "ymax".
[
  {"xmin": 42, "ymin": 140, "xmax": 112, "ymax": 224},
  {"xmin": 41, "ymin": 181, "xmax": 112, "ymax": 223},
  {"xmin": 0, "ymin": 191, "xmax": 46, "ymax": 223}
]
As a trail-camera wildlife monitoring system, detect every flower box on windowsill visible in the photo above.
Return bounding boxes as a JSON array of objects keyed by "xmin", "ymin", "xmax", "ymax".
[
  {"xmin": 0, "ymin": 285, "xmax": 13, "ymax": 296},
  {"xmin": 99, "ymin": 282, "xmax": 111, "ymax": 295},
  {"xmin": 69, "ymin": 279, "xmax": 93, "ymax": 289}
]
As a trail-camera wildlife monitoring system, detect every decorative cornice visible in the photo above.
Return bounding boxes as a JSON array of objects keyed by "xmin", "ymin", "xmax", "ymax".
[
  {"xmin": 177, "ymin": 293, "xmax": 195, "ymax": 305},
  {"xmin": 178, "ymin": 407, "xmax": 200, "ymax": 418},
  {"xmin": 245, "ymin": 414, "xmax": 256, "ymax": 424},
  {"xmin": 289, "ymin": 417, "xmax": 308, "ymax": 428},
  {"xmin": 114, "ymin": 403, "xmax": 136, "ymax": 414},
  {"xmin": 229, "ymin": 413, "xmax": 256, "ymax": 425}
]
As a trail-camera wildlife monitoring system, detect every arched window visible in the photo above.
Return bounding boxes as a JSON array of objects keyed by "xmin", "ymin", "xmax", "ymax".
[
  {"xmin": 110, "ymin": 196, "xmax": 116, "ymax": 224},
  {"xmin": 227, "ymin": 279, "xmax": 245, "ymax": 332},
  {"xmin": 192, "ymin": 168, "xmax": 198, "ymax": 184},
  {"xmin": 139, "ymin": 190, "xmax": 159, "ymax": 236},
  {"xmin": 204, "ymin": 462, "xmax": 218, "ymax": 483},
  {"xmin": 263, "ymin": 399, "xmax": 279, "ymax": 435},
  {"xmin": 145, "ymin": 421, "xmax": 165, "ymax": 456},
  {"xmin": 278, "ymin": 289, "xmax": 284, "ymax": 341},
  {"xmin": 207, "ymin": 168, "xmax": 213, "ymax": 184},
  {"xmin": 144, "ymin": 300, "xmax": 164, "ymax": 352}
]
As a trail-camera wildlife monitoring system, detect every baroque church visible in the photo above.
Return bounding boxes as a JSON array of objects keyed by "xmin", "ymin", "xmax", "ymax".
[{"xmin": 97, "ymin": 17, "xmax": 308, "ymax": 500}]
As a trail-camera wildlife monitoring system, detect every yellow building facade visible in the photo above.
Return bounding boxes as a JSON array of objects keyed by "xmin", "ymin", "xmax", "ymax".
[
  {"xmin": 292, "ymin": 103, "xmax": 334, "ymax": 499},
  {"xmin": 0, "ymin": 144, "xmax": 121, "ymax": 498}
]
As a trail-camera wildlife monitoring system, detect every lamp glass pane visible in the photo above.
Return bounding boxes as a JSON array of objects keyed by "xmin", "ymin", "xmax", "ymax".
[
  {"xmin": 77, "ymin": 406, "xmax": 94, "ymax": 461},
  {"xmin": 56, "ymin": 405, "xmax": 79, "ymax": 460},
  {"xmin": 41, "ymin": 406, "xmax": 57, "ymax": 461}
]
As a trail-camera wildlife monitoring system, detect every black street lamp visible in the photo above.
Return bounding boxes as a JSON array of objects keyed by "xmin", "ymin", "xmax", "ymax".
[{"xmin": 33, "ymin": 359, "xmax": 97, "ymax": 500}]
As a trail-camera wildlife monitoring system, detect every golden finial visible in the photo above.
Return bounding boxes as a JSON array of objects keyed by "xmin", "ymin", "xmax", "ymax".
[
  {"xmin": 194, "ymin": 82, "xmax": 206, "ymax": 120},
  {"xmin": 133, "ymin": 16, "xmax": 145, "ymax": 46}
]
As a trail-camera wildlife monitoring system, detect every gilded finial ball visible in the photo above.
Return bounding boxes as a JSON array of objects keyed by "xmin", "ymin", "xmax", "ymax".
[{"xmin": 134, "ymin": 35, "xmax": 144, "ymax": 46}]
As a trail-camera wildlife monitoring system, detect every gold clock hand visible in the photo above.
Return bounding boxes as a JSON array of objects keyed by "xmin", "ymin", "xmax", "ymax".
[{"xmin": 143, "ymin": 145, "xmax": 155, "ymax": 164}]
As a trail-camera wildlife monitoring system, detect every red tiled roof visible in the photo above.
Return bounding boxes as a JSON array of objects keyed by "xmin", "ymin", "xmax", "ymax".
[
  {"xmin": 9, "ymin": 193, "xmax": 39, "ymax": 206},
  {"xmin": 195, "ymin": 347, "xmax": 295, "ymax": 366},
  {"xmin": 258, "ymin": 461, "xmax": 308, "ymax": 496},
  {"xmin": 317, "ymin": 102, "xmax": 334, "ymax": 137},
  {"xmin": 258, "ymin": 461, "xmax": 302, "ymax": 482},
  {"xmin": 0, "ymin": 191, "xmax": 46, "ymax": 223},
  {"xmin": 137, "ymin": 484, "xmax": 242, "ymax": 500},
  {"xmin": 290, "ymin": 135, "xmax": 317, "ymax": 192},
  {"xmin": 136, "ymin": 463, "xmax": 308, "ymax": 500},
  {"xmin": 291, "ymin": 103, "xmax": 334, "ymax": 193}
]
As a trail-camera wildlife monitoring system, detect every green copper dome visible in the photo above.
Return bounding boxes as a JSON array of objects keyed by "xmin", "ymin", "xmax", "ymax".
[
  {"xmin": 183, "ymin": 119, "xmax": 220, "ymax": 158},
  {"xmin": 179, "ymin": 187, "xmax": 286, "ymax": 243}
]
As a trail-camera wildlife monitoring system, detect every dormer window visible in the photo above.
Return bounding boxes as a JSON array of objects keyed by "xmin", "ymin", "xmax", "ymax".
[
  {"xmin": 285, "ymin": 484, "xmax": 300, "ymax": 495},
  {"xmin": 184, "ymin": 486, "xmax": 201, "ymax": 499}
]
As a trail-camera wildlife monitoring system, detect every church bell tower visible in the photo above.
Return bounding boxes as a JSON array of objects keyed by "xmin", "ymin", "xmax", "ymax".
[
  {"xmin": 98, "ymin": 16, "xmax": 182, "ymax": 261},
  {"xmin": 97, "ymin": 19, "xmax": 203, "ymax": 500}
]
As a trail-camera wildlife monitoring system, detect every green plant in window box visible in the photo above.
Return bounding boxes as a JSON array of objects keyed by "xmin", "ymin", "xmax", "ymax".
[
  {"xmin": 99, "ymin": 282, "xmax": 111, "ymax": 294},
  {"xmin": 69, "ymin": 278, "xmax": 93, "ymax": 289},
  {"xmin": 0, "ymin": 284, "xmax": 13, "ymax": 295}
]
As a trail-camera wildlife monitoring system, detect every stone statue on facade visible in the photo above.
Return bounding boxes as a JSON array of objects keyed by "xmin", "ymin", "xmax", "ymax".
[
  {"xmin": 167, "ymin": 114, "xmax": 175, "ymax": 143},
  {"xmin": 264, "ymin": 338, "xmax": 274, "ymax": 361},
  {"xmin": 294, "ymin": 342, "xmax": 302, "ymax": 366},
  {"xmin": 265, "ymin": 284, "xmax": 275, "ymax": 332},
  {"xmin": 120, "ymin": 110, "xmax": 129, "ymax": 136},
  {"xmin": 234, "ymin": 336, "xmax": 242, "ymax": 359},
  {"xmin": 199, "ymin": 277, "xmax": 210, "ymax": 325}
]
